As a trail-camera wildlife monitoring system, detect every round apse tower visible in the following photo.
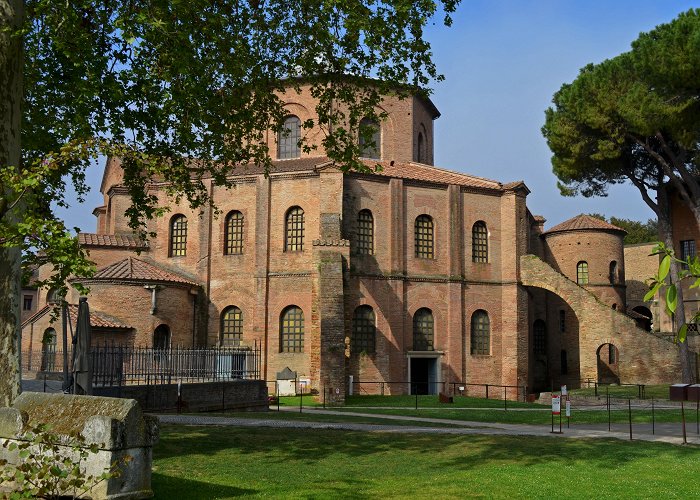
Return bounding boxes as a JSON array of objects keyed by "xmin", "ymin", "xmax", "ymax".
[{"xmin": 541, "ymin": 214, "xmax": 627, "ymax": 309}]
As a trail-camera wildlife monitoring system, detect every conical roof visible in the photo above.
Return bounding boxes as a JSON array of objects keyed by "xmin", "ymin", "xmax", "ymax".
[{"xmin": 543, "ymin": 214, "xmax": 626, "ymax": 236}]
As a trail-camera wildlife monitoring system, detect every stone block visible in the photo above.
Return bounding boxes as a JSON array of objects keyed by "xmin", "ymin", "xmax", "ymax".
[{"xmin": 0, "ymin": 392, "xmax": 159, "ymax": 499}]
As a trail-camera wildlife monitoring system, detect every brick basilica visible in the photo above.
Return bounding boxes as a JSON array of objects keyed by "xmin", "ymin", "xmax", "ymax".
[{"xmin": 21, "ymin": 84, "xmax": 693, "ymax": 400}]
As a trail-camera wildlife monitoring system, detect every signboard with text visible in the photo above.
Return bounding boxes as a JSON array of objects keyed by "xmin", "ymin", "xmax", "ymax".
[{"xmin": 552, "ymin": 395, "xmax": 561, "ymax": 415}]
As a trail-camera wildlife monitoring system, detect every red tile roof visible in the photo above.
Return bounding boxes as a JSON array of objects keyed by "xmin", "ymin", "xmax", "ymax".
[
  {"xmin": 78, "ymin": 233, "xmax": 147, "ymax": 249},
  {"xmin": 115, "ymin": 155, "xmax": 514, "ymax": 191},
  {"xmin": 21, "ymin": 304, "xmax": 131, "ymax": 330},
  {"xmin": 90, "ymin": 257, "xmax": 199, "ymax": 286},
  {"xmin": 543, "ymin": 214, "xmax": 627, "ymax": 235},
  {"xmin": 354, "ymin": 159, "xmax": 505, "ymax": 190},
  {"xmin": 67, "ymin": 304, "xmax": 132, "ymax": 329}
]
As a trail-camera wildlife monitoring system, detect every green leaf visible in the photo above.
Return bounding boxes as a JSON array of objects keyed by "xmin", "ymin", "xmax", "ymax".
[
  {"xmin": 643, "ymin": 282, "xmax": 661, "ymax": 302},
  {"xmin": 677, "ymin": 323, "xmax": 688, "ymax": 343},
  {"xmin": 659, "ymin": 255, "xmax": 671, "ymax": 281},
  {"xmin": 666, "ymin": 285, "xmax": 678, "ymax": 314}
]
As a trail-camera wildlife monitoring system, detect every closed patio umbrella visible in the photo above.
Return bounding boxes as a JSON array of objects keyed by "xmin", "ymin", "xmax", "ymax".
[{"xmin": 73, "ymin": 296, "xmax": 92, "ymax": 395}]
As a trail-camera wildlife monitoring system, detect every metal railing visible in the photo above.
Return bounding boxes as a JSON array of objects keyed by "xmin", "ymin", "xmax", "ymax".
[
  {"xmin": 584, "ymin": 379, "xmax": 646, "ymax": 399},
  {"xmin": 23, "ymin": 342, "xmax": 262, "ymax": 387},
  {"xmin": 351, "ymin": 380, "xmax": 528, "ymax": 402}
]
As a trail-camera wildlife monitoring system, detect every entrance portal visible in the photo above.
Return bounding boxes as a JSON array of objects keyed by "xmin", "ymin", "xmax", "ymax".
[
  {"xmin": 597, "ymin": 343, "xmax": 620, "ymax": 384},
  {"xmin": 410, "ymin": 357, "xmax": 438, "ymax": 395}
]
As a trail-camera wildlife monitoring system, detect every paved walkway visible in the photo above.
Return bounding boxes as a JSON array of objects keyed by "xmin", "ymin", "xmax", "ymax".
[{"xmin": 157, "ymin": 407, "xmax": 700, "ymax": 446}]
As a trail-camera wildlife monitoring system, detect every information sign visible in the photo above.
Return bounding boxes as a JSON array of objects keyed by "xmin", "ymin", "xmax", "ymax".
[
  {"xmin": 565, "ymin": 400, "xmax": 571, "ymax": 417},
  {"xmin": 552, "ymin": 395, "xmax": 561, "ymax": 415}
]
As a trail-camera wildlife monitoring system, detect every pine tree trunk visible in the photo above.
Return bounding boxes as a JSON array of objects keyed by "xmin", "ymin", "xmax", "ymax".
[
  {"xmin": 0, "ymin": 0, "xmax": 23, "ymax": 406},
  {"xmin": 658, "ymin": 188, "xmax": 696, "ymax": 383}
]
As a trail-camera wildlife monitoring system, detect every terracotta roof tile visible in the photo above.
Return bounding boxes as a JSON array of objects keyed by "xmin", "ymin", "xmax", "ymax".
[
  {"xmin": 78, "ymin": 233, "xmax": 148, "ymax": 249},
  {"xmin": 91, "ymin": 257, "xmax": 199, "ymax": 286},
  {"xmin": 67, "ymin": 304, "xmax": 132, "ymax": 329},
  {"xmin": 543, "ymin": 214, "xmax": 627, "ymax": 235},
  {"xmin": 355, "ymin": 159, "xmax": 503, "ymax": 190},
  {"xmin": 113, "ymin": 155, "xmax": 511, "ymax": 191},
  {"xmin": 21, "ymin": 304, "xmax": 132, "ymax": 330}
]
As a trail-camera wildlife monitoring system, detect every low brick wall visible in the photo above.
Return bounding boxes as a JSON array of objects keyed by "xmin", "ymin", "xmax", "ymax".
[{"xmin": 94, "ymin": 380, "xmax": 268, "ymax": 412}]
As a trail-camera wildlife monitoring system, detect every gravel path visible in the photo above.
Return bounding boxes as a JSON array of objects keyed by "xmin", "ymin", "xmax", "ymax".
[{"xmin": 156, "ymin": 407, "xmax": 700, "ymax": 446}]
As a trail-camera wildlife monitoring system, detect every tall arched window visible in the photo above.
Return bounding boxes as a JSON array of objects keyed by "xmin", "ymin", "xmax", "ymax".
[
  {"xmin": 417, "ymin": 132, "xmax": 425, "ymax": 163},
  {"xmin": 278, "ymin": 115, "xmax": 301, "ymax": 159},
  {"xmin": 359, "ymin": 118, "xmax": 380, "ymax": 159},
  {"xmin": 352, "ymin": 305, "xmax": 376, "ymax": 354},
  {"xmin": 472, "ymin": 221, "xmax": 488, "ymax": 263},
  {"xmin": 357, "ymin": 209, "xmax": 374, "ymax": 255},
  {"xmin": 470, "ymin": 310, "xmax": 490, "ymax": 355},
  {"xmin": 576, "ymin": 261, "xmax": 589, "ymax": 285},
  {"xmin": 415, "ymin": 215, "xmax": 434, "ymax": 259},
  {"xmin": 609, "ymin": 261, "xmax": 618, "ymax": 284},
  {"xmin": 533, "ymin": 320, "xmax": 546, "ymax": 355},
  {"xmin": 224, "ymin": 211, "xmax": 244, "ymax": 255},
  {"xmin": 280, "ymin": 306, "xmax": 304, "ymax": 353},
  {"xmin": 413, "ymin": 308, "xmax": 434, "ymax": 351},
  {"xmin": 169, "ymin": 215, "xmax": 188, "ymax": 257},
  {"xmin": 285, "ymin": 206, "xmax": 305, "ymax": 252},
  {"xmin": 221, "ymin": 306, "xmax": 243, "ymax": 347}
]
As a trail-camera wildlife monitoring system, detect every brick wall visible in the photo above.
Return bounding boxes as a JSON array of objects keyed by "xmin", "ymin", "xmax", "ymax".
[{"xmin": 94, "ymin": 380, "xmax": 268, "ymax": 412}]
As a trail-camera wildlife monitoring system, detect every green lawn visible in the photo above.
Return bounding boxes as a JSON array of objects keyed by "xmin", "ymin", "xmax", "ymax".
[
  {"xmin": 152, "ymin": 425, "xmax": 700, "ymax": 499},
  {"xmin": 570, "ymin": 384, "xmax": 670, "ymax": 400}
]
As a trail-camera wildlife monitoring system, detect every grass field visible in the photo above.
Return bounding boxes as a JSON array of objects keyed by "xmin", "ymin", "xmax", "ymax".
[
  {"xmin": 271, "ymin": 394, "xmax": 696, "ymax": 426},
  {"xmin": 152, "ymin": 425, "xmax": 700, "ymax": 499}
]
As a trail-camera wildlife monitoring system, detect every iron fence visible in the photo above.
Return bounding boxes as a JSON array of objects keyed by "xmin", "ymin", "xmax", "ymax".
[
  {"xmin": 351, "ymin": 380, "xmax": 528, "ymax": 402},
  {"xmin": 23, "ymin": 342, "xmax": 262, "ymax": 387}
]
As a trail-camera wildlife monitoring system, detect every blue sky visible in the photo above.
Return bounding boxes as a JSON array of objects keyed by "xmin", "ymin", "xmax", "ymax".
[{"xmin": 57, "ymin": 1, "xmax": 700, "ymax": 232}]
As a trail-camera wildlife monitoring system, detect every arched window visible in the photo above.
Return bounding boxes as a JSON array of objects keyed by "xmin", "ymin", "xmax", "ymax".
[
  {"xmin": 169, "ymin": 215, "xmax": 188, "ymax": 257},
  {"xmin": 415, "ymin": 215, "xmax": 434, "ymax": 259},
  {"xmin": 413, "ymin": 308, "xmax": 434, "ymax": 351},
  {"xmin": 470, "ymin": 310, "xmax": 490, "ymax": 355},
  {"xmin": 357, "ymin": 209, "xmax": 374, "ymax": 255},
  {"xmin": 285, "ymin": 206, "xmax": 305, "ymax": 252},
  {"xmin": 224, "ymin": 211, "xmax": 244, "ymax": 255},
  {"xmin": 280, "ymin": 306, "xmax": 304, "ymax": 353},
  {"xmin": 533, "ymin": 320, "xmax": 546, "ymax": 355},
  {"xmin": 352, "ymin": 305, "xmax": 376, "ymax": 354},
  {"xmin": 359, "ymin": 118, "xmax": 380, "ymax": 159},
  {"xmin": 153, "ymin": 324, "xmax": 171, "ymax": 351},
  {"xmin": 46, "ymin": 288, "xmax": 61, "ymax": 304},
  {"xmin": 609, "ymin": 261, "xmax": 618, "ymax": 284},
  {"xmin": 278, "ymin": 115, "xmax": 301, "ymax": 159},
  {"xmin": 417, "ymin": 132, "xmax": 425, "ymax": 163},
  {"xmin": 576, "ymin": 261, "xmax": 589, "ymax": 285},
  {"xmin": 221, "ymin": 306, "xmax": 243, "ymax": 347},
  {"xmin": 40, "ymin": 328, "xmax": 57, "ymax": 372},
  {"xmin": 472, "ymin": 221, "xmax": 488, "ymax": 263}
]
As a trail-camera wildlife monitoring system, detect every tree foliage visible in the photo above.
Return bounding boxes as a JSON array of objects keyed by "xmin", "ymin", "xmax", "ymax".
[
  {"xmin": 1, "ymin": 0, "xmax": 459, "ymax": 292},
  {"xmin": 586, "ymin": 214, "xmax": 658, "ymax": 245},
  {"xmin": 542, "ymin": 9, "xmax": 700, "ymax": 226}
]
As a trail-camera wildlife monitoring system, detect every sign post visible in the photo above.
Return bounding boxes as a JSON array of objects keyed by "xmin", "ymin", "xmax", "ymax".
[
  {"xmin": 565, "ymin": 398, "xmax": 571, "ymax": 428},
  {"xmin": 551, "ymin": 394, "xmax": 561, "ymax": 434}
]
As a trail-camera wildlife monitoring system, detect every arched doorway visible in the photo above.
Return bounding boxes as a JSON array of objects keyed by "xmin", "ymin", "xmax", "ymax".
[
  {"xmin": 41, "ymin": 328, "xmax": 57, "ymax": 372},
  {"xmin": 153, "ymin": 324, "xmax": 171, "ymax": 350},
  {"xmin": 597, "ymin": 343, "xmax": 620, "ymax": 384},
  {"xmin": 632, "ymin": 306, "xmax": 653, "ymax": 332}
]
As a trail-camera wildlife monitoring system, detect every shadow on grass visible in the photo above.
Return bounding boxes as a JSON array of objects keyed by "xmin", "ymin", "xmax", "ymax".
[
  {"xmin": 151, "ymin": 472, "xmax": 257, "ymax": 498},
  {"xmin": 154, "ymin": 424, "xmax": 698, "ymax": 473}
]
